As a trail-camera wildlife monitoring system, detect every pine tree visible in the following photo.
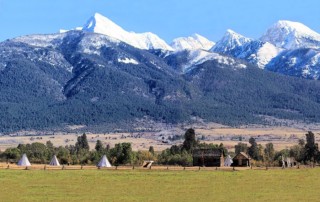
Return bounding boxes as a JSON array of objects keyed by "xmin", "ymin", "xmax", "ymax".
[
  {"xmin": 95, "ymin": 140, "xmax": 104, "ymax": 154},
  {"xmin": 304, "ymin": 131, "xmax": 319, "ymax": 164},
  {"xmin": 264, "ymin": 143, "xmax": 275, "ymax": 165},
  {"xmin": 182, "ymin": 128, "xmax": 198, "ymax": 153},
  {"xmin": 248, "ymin": 137, "xmax": 259, "ymax": 160},
  {"xmin": 148, "ymin": 146, "xmax": 155, "ymax": 155},
  {"xmin": 75, "ymin": 133, "xmax": 90, "ymax": 153}
]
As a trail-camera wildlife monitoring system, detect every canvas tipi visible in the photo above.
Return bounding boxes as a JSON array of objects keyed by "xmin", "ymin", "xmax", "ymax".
[
  {"xmin": 97, "ymin": 155, "xmax": 112, "ymax": 168},
  {"xmin": 49, "ymin": 155, "xmax": 61, "ymax": 166},
  {"xmin": 224, "ymin": 155, "xmax": 233, "ymax": 167},
  {"xmin": 17, "ymin": 153, "xmax": 31, "ymax": 166}
]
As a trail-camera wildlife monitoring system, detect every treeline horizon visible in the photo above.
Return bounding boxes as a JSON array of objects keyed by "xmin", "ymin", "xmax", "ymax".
[{"xmin": 0, "ymin": 129, "xmax": 319, "ymax": 167}]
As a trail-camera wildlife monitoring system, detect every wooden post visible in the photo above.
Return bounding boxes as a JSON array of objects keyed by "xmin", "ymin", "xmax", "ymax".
[
  {"xmin": 44, "ymin": 165, "xmax": 46, "ymax": 170},
  {"xmin": 116, "ymin": 166, "xmax": 118, "ymax": 170},
  {"xmin": 81, "ymin": 165, "xmax": 83, "ymax": 170},
  {"xmin": 199, "ymin": 166, "xmax": 200, "ymax": 171},
  {"xmin": 167, "ymin": 166, "xmax": 169, "ymax": 170},
  {"xmin": 7, "ymin": 165, "xmax": 9, "ymax": 169}
]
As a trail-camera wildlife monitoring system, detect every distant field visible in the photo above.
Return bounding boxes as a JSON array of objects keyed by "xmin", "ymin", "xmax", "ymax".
[
  {"xmin": 1, "ymin": 126, "xmax": 320, "ymax": 152},
  {"xmin": 0, "ymin": 167, "xmax": 319, "ymax": 201}
]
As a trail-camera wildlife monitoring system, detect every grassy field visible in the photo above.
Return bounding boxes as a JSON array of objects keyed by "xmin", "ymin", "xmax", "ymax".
[{"xmin": 0, "ymin": 168, "xmax": 319, "ymax": 201}]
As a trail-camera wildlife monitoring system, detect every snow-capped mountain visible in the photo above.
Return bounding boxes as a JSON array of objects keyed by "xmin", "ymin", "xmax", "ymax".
[
  {"xmin": 211, "ymin": 29, "xmax": 280, "ymax": 68},
  {"xmin": 171, "ymin": 34, "xmax": 215, "ymax": 51},
  {"xmin": 266, "ymin": 48, "xmax": 320, "ymax": 79},
  {"xmin": 16, "ymin": 14, "xmax": 320, "ymax": 81},
  {"xmin": 165, "ymin": 49, "xmax": 247, "ymax": 73},
  {"xmin": 4, "ymin": 21, "xmax": 320, "ymax": 131},
  {"xmin": 211, "ymin": 29, "xmax": 251, "ymax": 53},
  {"xmin": 81, "ymin": 13, "xmax": 173, "ymax": 51},
  {"xmin": 261, "ymin": 20, "xmax": 320, "ymax": 50}
]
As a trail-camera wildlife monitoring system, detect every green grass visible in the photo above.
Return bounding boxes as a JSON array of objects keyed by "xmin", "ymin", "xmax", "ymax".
[{"xmin": 0, "ymin": 168, "xmax": 319, "ymax": 201}]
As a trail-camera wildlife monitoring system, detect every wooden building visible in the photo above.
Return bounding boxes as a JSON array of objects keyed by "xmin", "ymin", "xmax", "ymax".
[
  {"xmin": 193, "ymin": 148, "xmax": 224, "ymax": 167},
  {"xmin": 232, "ymin": 152, "xmax": 251, "ymax": 167}
]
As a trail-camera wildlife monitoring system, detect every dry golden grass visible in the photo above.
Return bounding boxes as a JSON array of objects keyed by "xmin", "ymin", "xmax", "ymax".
[{"xmin": 1, "ymin": 126, "xmax": 319, "ymax": 152}]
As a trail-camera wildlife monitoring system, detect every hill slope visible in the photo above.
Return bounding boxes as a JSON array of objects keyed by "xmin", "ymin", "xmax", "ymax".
[{"xmin": 2, "ymin": 31, "xmax": 320, "ymax": 131}]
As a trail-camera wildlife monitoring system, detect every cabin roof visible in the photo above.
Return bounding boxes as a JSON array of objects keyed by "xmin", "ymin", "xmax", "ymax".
[{"xmin": 233, "ymin": 152, "xmax": 251, "ymax": 160}]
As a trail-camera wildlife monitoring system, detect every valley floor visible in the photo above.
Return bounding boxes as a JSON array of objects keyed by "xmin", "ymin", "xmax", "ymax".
[
  {"xmin": 1, "ymin": 124, "xmax": 320, "ymax": 152},
  {"xmin": 0, "ymin": 167, "xmax": 319, "ymax": 201}
]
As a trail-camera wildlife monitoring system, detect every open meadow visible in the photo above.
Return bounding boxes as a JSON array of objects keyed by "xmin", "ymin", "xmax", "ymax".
[
  {"xmin": 1, "ymin": 125, "xmax": 320, "ymax": 152},
  {"xmin": 0, "ymin": 167, "xmax": 319, "ymax": 201}
]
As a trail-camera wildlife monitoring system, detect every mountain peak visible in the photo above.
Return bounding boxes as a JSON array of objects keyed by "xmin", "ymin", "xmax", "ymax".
[
  {"xmin": 83, "ymin": 13, "xmax": 127, "ymax": 38},
  {"xmin": 82, "ymin": 13, "xmax": 172, "ymax": 51},
  {"xmin": 211, "ymin": 29, "xmax": 251, "ymax": 53},
  {"xmin": 224, "ymin": 29, "xmax": 249, "ymax": 40},
  {"xmin": 171, "ymin": 34, "xmax": 215, "ymax": 51},
  {"xmin": 261, "ymin": 20, "xmax": 320, "ymax": 49}
]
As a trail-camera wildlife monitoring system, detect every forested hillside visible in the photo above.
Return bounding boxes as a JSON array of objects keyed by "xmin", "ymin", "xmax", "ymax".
[{"xmin": 1, "ymin": 31, "xmax": 320, "ymax": 132}]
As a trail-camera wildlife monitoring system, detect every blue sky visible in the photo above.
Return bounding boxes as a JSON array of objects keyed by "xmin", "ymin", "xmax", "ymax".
[{"xmin": 0, "ymin": 0, "xmax": 319, "ymax": 42}]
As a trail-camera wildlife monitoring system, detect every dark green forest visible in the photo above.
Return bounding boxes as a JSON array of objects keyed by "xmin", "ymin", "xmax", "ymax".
[{"xmin": 1, "ymin": 32, "xmax": 320, "ymax": 132}]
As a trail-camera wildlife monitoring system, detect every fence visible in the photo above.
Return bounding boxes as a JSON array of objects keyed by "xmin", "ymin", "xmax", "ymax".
[{"xmin": 0, "ymin": 163, "xmax": 315, "ymax": 171}]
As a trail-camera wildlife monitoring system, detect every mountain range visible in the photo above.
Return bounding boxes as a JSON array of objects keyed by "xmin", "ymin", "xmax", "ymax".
[{"xmin": 1, "ymin": 13, "xmax": 320, "ymax": 132}]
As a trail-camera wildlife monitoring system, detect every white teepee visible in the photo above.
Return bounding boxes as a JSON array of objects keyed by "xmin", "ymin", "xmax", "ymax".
[
  {"xmin": 97, "ymin": 155, "xmax": 112, "ymax": 167},
  {"xmin": 17, "ymin": 153, "xmax": 31, "ymax": 166},
  {"xmin": 49, "ymin": 155, "xmax": 61, "ymax": 166},
  {"xmin": 224, "ymin": 155, "xmax": 233, "ymax": 167}
]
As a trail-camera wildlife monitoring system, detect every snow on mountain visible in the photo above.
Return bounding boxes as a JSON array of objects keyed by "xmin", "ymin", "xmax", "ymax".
[
  {"xmin": 181, "ymin": 49, "xmax": 247, "ymax": 73},
  {"xmin": 171, "ymin": 34, "xmax": 215, "ymax": 51},
  {"xmin": 118, "ymin": 57, "xmax": 139, "ymax": 65},
  {"xmin": 211, "ymin": 29, "xmax": 280, "ymax": 68},
  {"xmin": 211, "ymin": 29, "xmax": 252, "ymax": 53},
  {"xmin": 11, "ymin": 33, "xmax": 66, "ymax": 48},
  {"xmin": 81, "ymin": 13, "xmax": 173, "ymax": 51},
  {"xmin": 78, "ymin": 33, "xmax": 121, "ymax": 55},
  {"xmin": 261, "ymin": 20, "xmax": 320, "ymax": 50},
  {"xmin": 266, "ymin": 48, "xmax": 320, "ymax": 79},
  {"xmin": 255, "ymin": 42, "xmax": 281, "ymax": 68}
]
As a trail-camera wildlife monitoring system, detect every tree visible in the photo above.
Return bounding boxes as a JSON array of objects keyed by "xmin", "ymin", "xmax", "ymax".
[
  {"xmin": 3, "ymin": 148, "xmax": 21, "ymax": 161},
  {"xmin": 75, "ymin": 133, "xmax": 90, "ymax": 153},
  {"xmin": 264, "ymin": 143, "xmax": 275, "ymax": 165},
  {"xmin": 248, "ymin": 137, "xmax": 259, "ymax": 160},
  {"xmin": 56, "ymin": 146, "xmax": 70, "ymax": 164},
  {"xmin": 29, "ymin": 142, "xmax": 50, "ymax": 163},
  {"xmin": 219, "ymin": 143, "xmax": 228, "ymax": 156},
  {"xmin": 110, "ymin": 143, "xmax": 134, "ymax": 165},
  {"xmin": 46, "ymin": 141, "xmax": 55, "ymax": 157},
  {"xmin": 148, "ymin": 146, "xmax": 155, "ymax": 155},
  {"xmin": 290, "ymin": 139, "xmax": 305, "ymax": 162},
  {"xmin": 182, "ymin": 128, "xmax": 198, "ymax": 153},
  {"xmin": 304, "ymin": 131, "xmax": 319, "ymax": 164},
  {"xmin": 95, "ymin": 140, "xmax": 104, "ymax": 154},
  {"xmin": 136, "ymin": 151, "xmax": 156, "ymax": 165},
  {"xmin": 235, "ymin": 142, "xmax": 248, "ymax": 154}
]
